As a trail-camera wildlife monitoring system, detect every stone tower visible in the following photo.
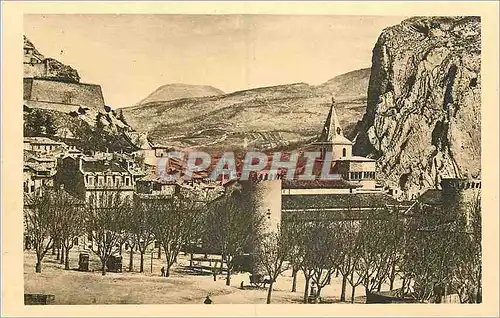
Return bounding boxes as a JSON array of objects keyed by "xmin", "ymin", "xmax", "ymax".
[{"xmin": 440, "ymin": 178, "xmax": 481, "ymax": 226}]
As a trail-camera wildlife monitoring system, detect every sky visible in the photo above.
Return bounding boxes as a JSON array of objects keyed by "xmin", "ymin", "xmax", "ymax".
[{"xmin": 24, "ymin": 14, "xmax": 406, "ymax": 108}]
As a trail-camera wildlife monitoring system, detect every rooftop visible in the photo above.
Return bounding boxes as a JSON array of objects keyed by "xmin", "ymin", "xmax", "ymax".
[
  {"xmin": 24, "ymin": 136, "xmax": 61, "ymax": 145},
  {"xmin": 81, "ymin": 159, "xmax": 128, "ymax": 173},
  {"xmin": 282, "ymin": 179, "xmax": 361, "ymax": 189},
  {"xmin": 338, "ymin": 155, "xmax": 376, "ymax": 162},
  {"xmin": 281, "ymin": 192, "xmax": 407, "ymax": 210}
]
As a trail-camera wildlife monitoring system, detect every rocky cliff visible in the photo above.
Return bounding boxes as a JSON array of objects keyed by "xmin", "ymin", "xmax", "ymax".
[
  {"xmin": 24, "ymin": 35, "xmax": 80, "ymax": 83},
  {"xmin": 354, "ymin": 16, "xmax": 481, "ymax": 196}
]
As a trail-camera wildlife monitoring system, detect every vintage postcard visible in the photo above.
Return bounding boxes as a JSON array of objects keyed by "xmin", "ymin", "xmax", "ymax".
[{"xmin": 1, "ymin": 1, "xmax": 499, "ymax": 317}]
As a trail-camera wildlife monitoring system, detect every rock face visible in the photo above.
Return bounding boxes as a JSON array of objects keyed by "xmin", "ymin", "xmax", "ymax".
[{"xmin": 354, "ymin": 17, "xmax": 481, "ymax": 197}]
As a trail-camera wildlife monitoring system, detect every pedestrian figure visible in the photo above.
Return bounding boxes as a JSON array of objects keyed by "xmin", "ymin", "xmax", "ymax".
[
  {"xmin": 212, "ymin": 270, "xmax": 217, "ymax": 281},
  {"xmin": 161, "ymin": 266, "xmax": 165, "ymax": 277},
  {"xmin": 204, "ymin": 295, "xmax": 213, "ymax": 304}
]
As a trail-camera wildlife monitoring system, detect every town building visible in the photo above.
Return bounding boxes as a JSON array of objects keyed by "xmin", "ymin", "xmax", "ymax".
[
  {"xmin": 24, "ymin": 136, "xmax": 65, "ymax": 154},
  {"xmin": 54, "ymin": 153, "xmax": 144, "ymax": 201}
]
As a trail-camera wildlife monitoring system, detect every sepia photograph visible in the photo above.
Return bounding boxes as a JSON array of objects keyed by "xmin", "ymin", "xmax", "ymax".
[
  {"xmin": 19, "ymin": 13, "xmax": 484, "ymax": 306},
  {"xmin": 1, "ymin": 2, "xmax": 498, "ymax": 316}
]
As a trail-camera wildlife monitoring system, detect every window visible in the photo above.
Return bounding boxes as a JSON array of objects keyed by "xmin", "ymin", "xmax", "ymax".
[
  {"xmin": 107, "ymin": 177, "xmax": 113, "ymax": 186},
  {"xmin": 336, "ymin": 127, "xmax": 341, "ymax": 135},
  {"xmin": 89, "ymin": 176, "xmax": 95, "ymax": 186},
  {"xmin": 115, "ymin": 176, "xmax": 122, "ymax": 186},
  {"xmin": 125, "ymin": 177, "xmax": 130, "ymax": 186},
  {"xmin": 98, "ymin": 177, "xmax": 104, "ymax": 186},
  {"xmin": 342, "ymin": 148, "xmax": 346, "ymax": 157}
]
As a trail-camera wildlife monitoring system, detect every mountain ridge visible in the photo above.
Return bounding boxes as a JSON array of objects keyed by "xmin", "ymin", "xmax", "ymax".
[
  {"xmin": 136, "ymin": 83, "xmax": 225, "ymax": 105},
  {"xmin": 120, "ymin": 68, "xmax": 371, "ymax": 151}
]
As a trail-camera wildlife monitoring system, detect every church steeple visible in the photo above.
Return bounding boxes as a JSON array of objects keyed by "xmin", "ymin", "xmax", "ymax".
[
  {"xmin": 315, "ymin": 97, "xmax": 353, "ymax": 160},
  {"xmin": 319, "ymin": 97, "xmax": 345, "ymax": 142}
]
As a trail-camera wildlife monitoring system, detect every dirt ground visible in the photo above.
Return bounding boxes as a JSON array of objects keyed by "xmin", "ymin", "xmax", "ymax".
[{"xmin": 24, "ymin": 247, "xmax": 386, "ymax": 304}]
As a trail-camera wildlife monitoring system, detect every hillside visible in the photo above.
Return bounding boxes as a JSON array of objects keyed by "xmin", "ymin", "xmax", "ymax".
[
  {"xmin": 354, "ymin": 16, "xmax": 481, "ymax": 196},
  {"xmin": 121, "ymin": 68, "xmax": 371, "ymax": 151},
  {"xmin": 136, "ymin": 84, "xmax": 225, "ymax": 105}
]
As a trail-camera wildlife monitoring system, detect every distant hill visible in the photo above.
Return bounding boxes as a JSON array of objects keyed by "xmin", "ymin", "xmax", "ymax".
[
  {"xmin": 120, "ymin": 68, "xmax": 371, "ymax": 152},
  {"xmin": 136, "ymin": 84, "xmax": 225, "ymax": 105}
]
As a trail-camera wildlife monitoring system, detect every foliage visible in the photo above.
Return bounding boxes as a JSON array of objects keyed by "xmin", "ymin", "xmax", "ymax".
[{"xmin": 24, "ymin": 109, "xmax": 56, "ymax": 136}]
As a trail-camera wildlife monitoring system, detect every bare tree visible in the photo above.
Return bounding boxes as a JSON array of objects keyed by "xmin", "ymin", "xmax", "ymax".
[
  {"xmin": 59, "ymin": 198, "xmax": 85, "ymax": 270},
  {"xmin": 24, "ymin": 188, "xmax": 77, "ymax": 273},
  {"xmin": 255, "ymin": 226, "xmax": 291, "ymax": 304},
  {"xmin": 305, "ymin": 219, "xmax": 338, "ymax": 303},
  {"xmin": 355, "ymin": 208, "xmax": 399, "ymax": 297},
  {"xmin": 86, "ymin": 190, "xmax": 130, "ymax": 275},
  {"xmin": 130, "ymin": 196, "xmax": 156, "ymax": 272},
  {"xmin": 334, "ymin": 214, "xmax": 363, "ymax": 303},
  {"xmin": 150, "ymin": 192, "xmax": 203, "ymax": 278},
  {"xmin": 204, "ymin": 181, "xmax": 265, "ymax": 286},
  {"xmin": 402, "ymin": 201, "xmax": 462, "ymax": 303}
]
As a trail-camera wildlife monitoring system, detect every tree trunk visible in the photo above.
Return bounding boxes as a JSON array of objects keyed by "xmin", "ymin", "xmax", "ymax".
[
  {"xmin": 35, "ymin": 260, "xmax": 42, "ymax": 273},
  {"xmin": 165, "ymin": 266, "xmax": 170, "ymax": 277},
  {"xmin": 266, "ymin": 282, "xmax": 274, "ymax": 304},
  {"xmin": 52, "ymin": 243, "xmax": 56, "ymax": 255},
  {"xmin": 340, "ymin": 274, "xmax": 347, "ymax": 301},
  {"xmin": 56, "ymin": 246, "xmax": 60, "ymax": 260},
  {"xmin": 350, "ymin": 271, "xmax": 356, "ymax": 303},
  {"xmin": 389, "ymin": 263, "xmax": 396, "ymax": 290},
  {"xmin": 315, "ymin": 287, "xmax": 322, "ymax": 303},
  {"xmin": 101, "ymin": 262, "xmax": 106, "ymax": 276},
  {"xmin": 476, "ymin": 267, "xmax": 482, "ymax": 303},
  {"xmin": 401, "ymin": 276, "xmax": 406, "ymax": 297},
  {"xmin": 351, "ymin": 285, "xmax": 356, "ymax": 304},
  {"xmin": 60, "ymin": 245, "xmax": 65, "ymax": 264},
  {"xmin": 157, "ymin": 245, "xmax": 161, "ymax": 259},
  {"xmin": 303, "ymin": 276, "xmax": 310, "ymax": 303},
  {"xmin": 64, "ymin": 248, "xmax": 70, "ymax": 270},
  {"xmin": 291, "ymin": 267, "xmax": 298, "ymax": 292},
  {"xmin": 225, "ymin": 267, "xmax": 231, "ymax": 286},
  {"xmin": 140, "ymin": 252, "xmax": 144, "ymax": 273},
  {"xmin": 129, "ymin": 248, "xmax": 134, "ymax": 272}
]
